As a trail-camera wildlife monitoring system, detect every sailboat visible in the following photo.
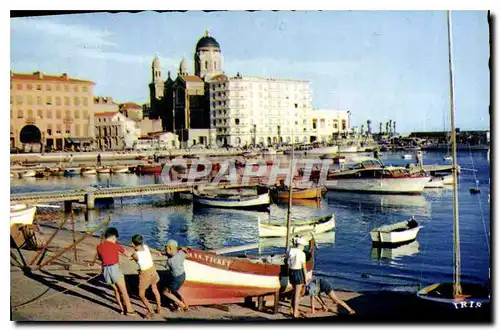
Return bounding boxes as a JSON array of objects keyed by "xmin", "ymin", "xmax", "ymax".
[{"xmin": 416, "ymin": 11, "xmax": 490, "ymax": 309}]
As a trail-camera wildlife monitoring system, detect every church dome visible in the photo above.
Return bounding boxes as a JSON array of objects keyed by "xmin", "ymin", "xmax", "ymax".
[{"xmin": 196, "ymin": 29, "xmax": 220, "ymax": 50}]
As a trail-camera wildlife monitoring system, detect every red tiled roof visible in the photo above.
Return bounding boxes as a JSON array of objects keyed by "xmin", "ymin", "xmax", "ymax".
[
  {"xmin": 121, "ymin": 102, "xmax": 142, "ymax": 109},
  {"xmin": 210, "ymin": 74, "xmax": 228, "ymax": 82},
  {"xmin": 180, "ymin": 75, "xmax": 203, "ymax": 83},
  {"xmin": 11, "ymin": 72, "xmax": 95, "ymax": 84},
  {"xmin": 94, "ymin": 112, "xmax": 118, "ymax": 118}
]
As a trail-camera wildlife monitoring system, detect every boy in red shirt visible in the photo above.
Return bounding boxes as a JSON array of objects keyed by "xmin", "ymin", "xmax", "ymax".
[{"xmin": 96, "ymin": 227, "xmax": 136, "ymax": 316}]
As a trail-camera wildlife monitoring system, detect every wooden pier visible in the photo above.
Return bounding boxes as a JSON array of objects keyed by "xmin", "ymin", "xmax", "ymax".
[{"xmin": 10, "ymin": 182, "xmax": 258, "ymax": 210}]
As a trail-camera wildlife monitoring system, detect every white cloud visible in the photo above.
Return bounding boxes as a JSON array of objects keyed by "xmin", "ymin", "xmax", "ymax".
[{"xmin": 11, "ymin": 18, "xmax": 117, "ymax": 48}]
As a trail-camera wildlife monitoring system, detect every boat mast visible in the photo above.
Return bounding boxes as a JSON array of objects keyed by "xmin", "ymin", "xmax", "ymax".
[
  {"xmin": 446, "ymin": 10, "xmax": 462, "ymax": 297},
  {"xmin": 285, "ymin": 124, "xmax": 295, "ymax": 252}
]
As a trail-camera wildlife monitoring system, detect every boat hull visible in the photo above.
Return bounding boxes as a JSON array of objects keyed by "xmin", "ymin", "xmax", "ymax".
[
  {"xmin": 193, "ymin": 192, "xmax": 271, "ymax": 210},
  {"xmin": 325, "ymin": 177, "xmax": 430, "ymax": 194},
  {"xmin": 417, "ymin": 283, "xmax": 490, "ymax": 308},
  {"xmin": 136, "ymin": 165, "xmax": 163, "ymax": 174},
  {"xmin": 370, "ymin": 220, "xmax": 421, "ymax": 245},
  {"xmin": 276, "ymin": 187, "xmax": 324, "ymax": 200},
  {"xmin": 175, "ymin": 245, "xmax": 314, "ymax": 306},
  {"xmin": 19, "ymin": 170, "xmax": 36, "ymax": 178},
  {"xmin": 111, "ymin": 166, "xmax": 129, "ymax": 173},
  {"xmin": 10, "ymin": 204, "xmax": 36, "ymax": 226},
  {"xmin": 259, "ymin": 215, "xmax": 335, "ymax": 237}
]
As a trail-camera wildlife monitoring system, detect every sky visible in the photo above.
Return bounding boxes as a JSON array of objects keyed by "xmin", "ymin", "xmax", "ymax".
[{"xmin": 10, "ymin": 10, "xmax": 490, "ymax": 134}]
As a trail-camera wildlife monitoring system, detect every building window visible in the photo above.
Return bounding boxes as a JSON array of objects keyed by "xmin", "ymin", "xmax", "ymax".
[
  {"xmin": 74, "ymin": 97, "xmax": 80, "ymax": 106},
  {"xmin": 235, "ymin": 118, "xmax": 240, "ymax": 125},
  {"xmin": 27, "ymin": 95, "xmax": 33, "ymax": 105},
  {"xmin": 46, "ymin": 96, "xmax": 52, "ymax": 105},
  {"xmin": 65, "ymin": 125, "xmax": 71, "ymax": 134},
  {"xmin": 74, "ymin": 110, "xmax": 80, "ymax": 119},
  {"xmin": 47, "ymin": 124, "xmax": 52, "ymax": 136},
  {"xmin": 17, "ymin": 109, "xmax": 23, "ymax": 119},
  {"xmin": 27, "ymin": 109, "xmax": 33, "ymax": 118},
  {"xmin": 16, "ymin": 95, "xmax": 23, "ymax": 105},
  {"xmin": 82, "ymin": 86, "xmax": 88, "ymax": 92},
  {"xmin": 36, "ymin": 84, "xmax": 41, "ymax": 90},
  {"xmin": 27, "ymin": 84, "xmax": 33, "ymax": 91},
  {"xmin": 55, "ymin": 84, "xmax": 61, "ymax": 91},
  {"xmin": 205, "ymin": 61, "xmax": 208, "ymax": 70},
  {"xmin": 56, "ymin": 124, "xmax": 62, "ymax": 134},
  {"xmin": 74, "ymin": 85, "xmax": 79, "ymax": 93},
  {"xmin": 46, "ymin": 84, "xmax": 52, "ymax": 91},
  {"xmin": 82, "ymin": 97, "xmax": 88, "ymax": 106},
  {"xmin": 214, "ymin": 61, "xmax": 217, "ymax": 70},
  {"xmin": 56, "ymin": 110, "xmax": 61, "ymax": 119},
  {"xmin": 17, "ymin": 83, "xmax": 23, "ymax": 90},
  {"xmin": 47, "ymin": 110, "xmax": 52, "ymax": 119},
  {"xmin": 64, "ymin": 85, "xmax": 69, "ymax": 92},
  {"xmin": 37, "ymin": 109, "xmax": 43, "ymax": 118},
  {"xmin": 213, "ymin": 120, "xmax": 216, "ymax": 126},
  {"xmin": 36, "ymin": 96, "xmax": 42, "ymax": 105},
  {"xmin": 294, "ymin": 103, "xmax": 298, "ymax": 108},
  {"xmin": 65, "ymin": 110, "xmax": 71, "ymax": 119},
  {"xmin": 75, "ymin": 124, "xmax": 80, "ymax": 136},
  {"xmin": 341, "ymin": 120, "xmax": 346, "ymax": 131},
  {"xmin": 56, "ymin": 96, "xmax": 61, "ymax": 106},
  {"xmin": 64, "ymin": 96, "xmax": 70, "ymax": 106},
  {"xmin": 83, "ymin": 110, "xmax": 88, "ymax": 119}
]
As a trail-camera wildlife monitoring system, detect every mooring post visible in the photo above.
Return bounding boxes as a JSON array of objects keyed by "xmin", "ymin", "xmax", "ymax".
[
  {"xmin": 64, "ymin": 201, "xmax": 72, "ymax": 213},
  {"xmin": 71, "ymin": 211, "xmax": 77, "ymax": 263},
  {"xmin": 86, "ymin": 192, "xmax": 95, "ymax": 210}
]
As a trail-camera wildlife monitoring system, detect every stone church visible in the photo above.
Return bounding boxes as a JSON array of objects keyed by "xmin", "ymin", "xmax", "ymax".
[{"xmin": 149, "ymin": 30, "xmax": 223, "ymax": 148}]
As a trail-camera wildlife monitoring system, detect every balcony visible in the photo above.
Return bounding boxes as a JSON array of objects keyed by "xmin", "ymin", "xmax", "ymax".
[{"xmin": 63, "ymin": 117, "xmax": 73, "ymax": 124}]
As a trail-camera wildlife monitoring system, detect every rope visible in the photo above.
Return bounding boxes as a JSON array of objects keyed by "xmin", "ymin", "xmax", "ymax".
[
  {"xmin": 12, "ymin": 271, "xmax": 102, "ymax": 309},
  {"xmin": 468, "ymin": 145, "xmax": 490, "ymax": 256}
]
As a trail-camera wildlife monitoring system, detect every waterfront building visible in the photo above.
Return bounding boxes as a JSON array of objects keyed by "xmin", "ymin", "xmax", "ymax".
[
  {"xmin": 119, "ymin": 102, "xmax": 143, "ymax": 121},
  {"xmin": 135, "ymin": 131, "xmax": 179, "ymax": 151},
  {"xmin": 148, "ymin": 30, "xmax": 351, "ymax": 148},
  {"xmin": 94, "ymin": 111, "xmax": 139, "ymax": 150},
  {"xmin": 10, "ymin": 71, "xmax": 95, "ymax": 151}
]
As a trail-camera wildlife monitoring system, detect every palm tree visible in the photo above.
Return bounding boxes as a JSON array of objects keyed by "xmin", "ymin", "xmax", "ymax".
[
  {"xmin": 379, "ymin": 122, "xmax": 383, "ymax": 134},
  {"xmin": 385, "ymin": 122, "xmax": 389, "ymax": 135},
  {"xmin": 389, "ymin": 119, "xmax": 393, "ymax": 135},
  {"xmin": 366, "ymin": 120, "xmax": 372, "ymax": 135},
  {"xmin": 393, "ymin": 121, "xmax": 396, "ymax": 135}
]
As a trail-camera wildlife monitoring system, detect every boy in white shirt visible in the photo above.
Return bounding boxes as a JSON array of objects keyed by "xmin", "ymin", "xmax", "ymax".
[
  {"xmin": 130, "ymin": 234, "xmax": 162, "ymax": 318},
  {"xmin": 287, "ymin": 236, "xmax": 307, "ymax": 318}
]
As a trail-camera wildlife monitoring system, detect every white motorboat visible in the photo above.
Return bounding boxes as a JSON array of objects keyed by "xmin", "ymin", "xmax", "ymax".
[
  {"xmin": 19, "ymin": 170, "xmax": 36, "ymax": 178},
  {"xmin": 402, "ymin": 154, "xmax": 413, "ymax": 160},
  {"xmin": 443, "ymin": 155, "xmax": 452, "ymax": 161},
  {"xmin": 258, "ymin": 215, "xmax": 335, "ymax": 238},
  {"xmin": 10, "ymin": 202, "xmax": 37, "ymax": 226},
  {"xmin": 192, "ymin": 186, "xmax": 270, "ymax": 211},
  {"xmin": 326, "ymin": 157, "xmax": 431, "ymax": 194},
  {"xmin": 370, "ymin": 217, "xmax": 421, "ymax": 246}
]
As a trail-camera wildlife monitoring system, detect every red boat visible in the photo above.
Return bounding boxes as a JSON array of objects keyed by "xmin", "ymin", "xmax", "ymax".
[
  {"xmin": 136, "ymin": 164, "xmax": 163, "ymax": 174},
  {"xmin": 175, "ymin": 239, "xmax": 315, "ymax": 306}
]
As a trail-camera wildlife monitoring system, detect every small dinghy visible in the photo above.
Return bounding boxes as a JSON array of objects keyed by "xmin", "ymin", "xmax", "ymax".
[
  {"xmin": 443, "ymin": 155, "xmax": 452, "ymax": 161},
  {"xmin": 81, "ymin": 167, "xmax": 97, "ymax": 175},
  {"xmin": 64, "ymin": 168, "xmax": 81, "ymax": 176},
  {"xmin": 19, "ymin": 170, "xmax": 36, "ymax": 178},
  {"xmin": 259, "ymin": 214, "xmax": 335, "ymax": 238},
  {"xmin": 370, "ymin": 217, "xmax": 421, "ymax": 246},
  {"xmin": 111, "ymin": 165, "xmax": 129, "ymax": 173},
  {"xmin": 96, "ymin": 166, "xmax": 111, "ymax": 174},
  {"xmin": 193, "ymin": 186, "xmax": 270, "ymax": 211},
  {"xmin": 10, "ymin": 202, "xmax": 37, "ymax": 226}
]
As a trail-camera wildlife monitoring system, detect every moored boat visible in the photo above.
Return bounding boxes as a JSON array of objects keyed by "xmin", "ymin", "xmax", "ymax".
[
  {"xmin": 424, "ymin": 177, "xmax": 445, "ymax": 188},
  {"xmin": 10, "ymin": 202, "xmax": 37, "ymax": 226},
  {"xmin": 19, "ymin": 170, "xmax": 36, "ymax": 178},
  {"xmin": 370, "ymin": 217, "xmax": 421, "ymax": 246},
  {"xmin": 259, "ymin": 215, "xmax": 335, "ymax": 238},
  {"xmin": 111, "ymin": 165, "xmax": 129, "ymax": 173},
  {"xmin": 272, "ymin": 186, "xmax": 325, "ymax": 200},
  {"xmin": 326, "ymin": 157, "xmax": 431, "ymax": 194},
  {"xmin": 96, "ymin": 166, "xmax": 111, "ymax": 174},
  {"xmin": 35, "ymin": 170, "xmax": 51, "ymax": 178},
  {"xmin": 176, "ymin": 238, "xmax": 315, "ymax": 306},
  {"xmin": 136, "ymin": 164, "xmax": 163, "ymax": 175},
  {"xmin": 193, "ymin": 186, "xmax": 270, "ymax": 210},
  {"xmin": 81, "ymin": 167, "xmax": 97, "ymax": 175},
  {"xmin": 64, "ymin": 168, "xmax": 81, "ymax": 176},
  {"xmin": 402, "ymin": 154, "xmax": 413, "ymax": 160}
]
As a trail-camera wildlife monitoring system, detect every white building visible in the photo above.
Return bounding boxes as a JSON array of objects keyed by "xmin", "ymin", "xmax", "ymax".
[
  {"xmin": 135, "ymin": 132, "xmax": 179, "ymax": 151},
  {"xmin": 208, "ymin": 74, "xmax": 314, "ymax": 147},
  {"xmin": 207, "ymin": 74, "xmax": 350, "ymax": 147},
  {"xmin": 94, "ymin": 111, "xmax": 140, "ymax": 150}
]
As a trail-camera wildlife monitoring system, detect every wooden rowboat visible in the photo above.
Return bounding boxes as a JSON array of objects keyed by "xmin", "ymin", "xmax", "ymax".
[
  {"xmin": 96, "ymin": 167, "xmax": 111, "ymax": 174},
  {"xmin": 258, "ymin": 215, "xmax": 335, "ymax": 238},
  {"xmin": 273, "ymin": 186, "xmax": 326, "ymax": 200},
  {"xmin": 174, "ymin": 238, "xmax": 315, "ymax": 306},
  {"xmin": 10, "ymin": 202, "xmax": 36, "ymax": 226},
  {"xmin": 193, "ymin": 187, "xmax": 270, "ymax": 211},
  {"xmin": 370, "ymin": 217, "xmax": 421, "ymax": 246},
  {"xmin": 19, "ymin": 170, "xmax": 36, "ymax": 178},
  {"xmin": 111, "ymin": 165, "xmax": 129, "ymax": 173}
]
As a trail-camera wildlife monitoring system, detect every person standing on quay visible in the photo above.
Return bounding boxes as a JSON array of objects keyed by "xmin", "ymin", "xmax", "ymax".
[
  {"xmin": 130, "ymin": 234, "xmax": 163, "ymax": 318},
  {"xmin": 96, "ymin": 228, "xmax": 136, "ymax": 316},
  {"xmin": 287, "ymin": 237, "xmax": 307, "ymax": 318},
  {"xmin": 160, "ymin": 240, "xmax": 189, "ymax": 311},
  {"xmin": 97, "ymin": 153, "xmax": 102, "ymax": 166}
]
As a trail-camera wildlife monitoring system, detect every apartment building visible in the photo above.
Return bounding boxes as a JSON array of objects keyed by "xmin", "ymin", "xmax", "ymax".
[{"xmin": 10, "ymin": 71, "xmax": 95, "ymax": 151}]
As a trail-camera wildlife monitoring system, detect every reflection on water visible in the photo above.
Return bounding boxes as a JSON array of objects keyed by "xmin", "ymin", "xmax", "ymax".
[{"xmin": 370, "ymin": 240, "xmax": 420, "ymax": 265}]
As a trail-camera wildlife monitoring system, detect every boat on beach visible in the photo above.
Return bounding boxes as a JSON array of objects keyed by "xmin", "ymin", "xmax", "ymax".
[
  {"xmin": 192, "ymin": 186, "xmax": 271, "ymax": 211},
  {"xmin": 10, "ymin": 202, "xmax": 37, "ymax": 226},
  {"xmin": 176, "ymin": 238, "xmax": 315, "ymax": 306},
  {"xmin": 110, "ymin": 165, "xmax": 129, "ymax": 173},
  {"xmin": 64, "ymin": 168, "xmax": 81, "ymax": 176},
  {"xmin": 18, "ymin": 170, "xmax": 36, "ymax": 178},
  {"xmin": 259, "ymin": 215, "xmax": 335, "ymax": 238},
  {"xmin": 370, "ymin": 217, "xmax": 421, "ymax": 246}
]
